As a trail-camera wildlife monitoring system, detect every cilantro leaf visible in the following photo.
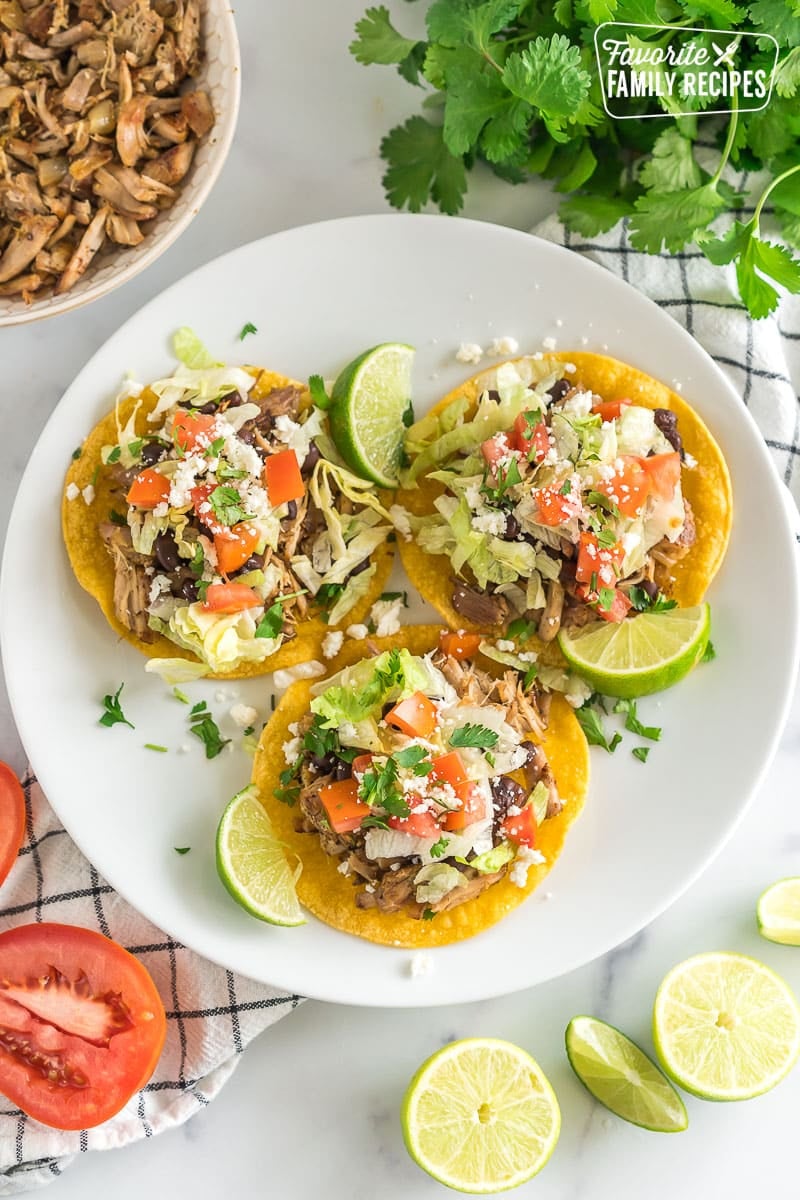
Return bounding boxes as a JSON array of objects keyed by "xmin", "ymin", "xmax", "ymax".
[
  {"xmin": 174, "ymin": 846, "xmax": 191, "ymax": 854},
  {"xmin": 559, "ymin": 194, "xmax": 635, "ymax": 237},
  {"xmin": 109, "ymin": 508, "xmax": 127, "ymax": 526},
  {"xmin": 442, "ymin": 64, "xmax": 511, "ymax": 156},
  {"xmin": 507, "ymin": 617, "xmax": 536, "ymax": 641},
  {"xmin": 308, "ymin": 374, "xmax": 331, "ymax": 410},
  {"xmin": 749, "ymin": 0, "xmax": 800, "ymax": 48},
  {"xmin": 427, "ymin": 0, "xmax": 525, "ymax": 51},
  {"xmin": 575, "ymin": 702, "xmax": 620, "ymax": 754},
  {"xmin": 381, "ymin": 116, "xmax": 468, "ymax": 214},
  {"xmin": 502, "ymin": 36, "xmax": 591, "ymax": 127},
  {"xmin": 450, "ymin": 723, "xmax": 499, "ymax": 749},
  {"xmin": 480, "ymin": 98, "xmax": 532, "ymax": 164},
  {"xmin": 238, "ymin": 322, "xmax": 257, "ymax": 340},
  {"xmin": 189, "ymin": 714, "xmax": 230, "ymax": 759},
  {"xmin": 774, "ymin": 47, "xmax": 800, "ymax": 98},
  {"xmin": 255, "ymin": 591, "xmax": 305, "ymax": 641},
  {"xmin": 629, "ymin": 184, "xmax": 726, "ymax": 254},
  {"xmin": 637, "ymin": 129, "xmax": 701, "ymax": 193},
  {"xmin": 703, "ymin": 217, "xmax": 800, "ymax": 318},
  {"xmin": 430, "ymin": 836, "xmax": 451, "ymax": 859},
  {"xmin": 701, "ymin": 640, "xmax": 716, "ymax": 663},
  {"xmin": 208, "ymin": 485, "xmax": 251, "ymax": 527},
  {"xmin": 350, "ymin": 6, "xmax": 418, "ymax": 64},
  {"xmin": 99, "ymin": 683, "xmax": 134, "ymax": 730},
  {"xmin": 422, "ymin": 907, "xmax": 436, "ymax": 920},
  {"xmin": 394, "ymin": 745, "xmax": 429, "ymax": 768},
  {"xmin": 613, "ymin": 698, "xmax": 661, "ymax": 741},
  {"xmin": 359, "ymin": 757, "xmax": 410, "ymax": 817}
]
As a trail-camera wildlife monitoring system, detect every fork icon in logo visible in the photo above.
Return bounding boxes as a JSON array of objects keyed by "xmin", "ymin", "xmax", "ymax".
[{"xmin": 712, "ymin": 39, "xmax": 739, "ymax": 67}]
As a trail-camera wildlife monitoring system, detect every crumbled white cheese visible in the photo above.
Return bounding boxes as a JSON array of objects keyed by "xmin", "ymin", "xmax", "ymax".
[
  {"xmin": 456, "ymin": 342, "xmax": 484, "ymax": 365},
  {"xmin": 81, "ymin": 484, "xmax": 95, "ymax": 506},
  {"xmin": 65, "ymin": 482, "xmax": 80, "ymax": 501},
  {"xmin": 272, "ymin": 661, "xmax": 326, "ymax": 690},
  {"xmin": 169, "ymin": 453, "xmax": 205, "ymax": 509},
  {"xmin": 337, "ymin": 860, "xmax": 350, "ymax": 877},
  {"xmin": 409, "ymin": 953, "xmax": 434, "ymax": 979},
  {"xmin": 488, "ymin": 335, "xmax": 519, "ymax": 357},
  {"xmin": 542, "ymin": 336, "xmax": 557, "ymax": 351},
  {"xmin": 564, "ymin": 362, "xmax": 576, "ymax": 374},
  {"xmin": 496, "ymin": 639, "xmax": 515, "ymax": 653},
  {"xmin": 472, "ymin": 510, "xmax": 507, "ymax": 536},
  {"xmin": 282, "ymin": 736, "xmax": 302, "ymax": 764},
  {"xmin": 322, "ymin": 630, "xmax": 344, "ymax": 660},
  {"xmin": 389, "ymin": 504, "xmax": 412, "ymax": 540},
  {"xmin": 509, "ymin": 845, "xmax": 546, "ymax": 887},
  {"xmin": 684, "ymin": 452, "xmax": 697, "ymax": 469},
  {"xmin": 230, "ymin": 703, "xmax": 258, "ymax": 729},
  {"xmin": 288, "ymin": 722, "xmax": 299, "ymax": 735},
  {"xmin": 345, "ymin": 623, "xmax": 369, "ymax": 641},
  {"xmin": 148, "ymin": 574, "xmax": 172, "ymax": 605},
  {"xmin": 621, "ymin": 531, "xmax": 641, "ymax": 555},
  {"xmin": 370, "ymin": 597, "xmax": 403, "ymax": 638}
]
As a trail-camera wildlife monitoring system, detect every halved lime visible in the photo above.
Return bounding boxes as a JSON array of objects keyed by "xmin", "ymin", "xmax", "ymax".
[
  {"xmin": 215, "ymin": 785, "xmax": 304, "ymax": 926},
  {"xmin": 329, "ymin": 343, "xmax": 414, "ymax": 487},
  {"xmin": 757, "ymin": 878, "xmax": 800, "ymax": 946},
  {"xmin": 653, "ymin": 952, "xmax": 800, "ymax": 1101},
  {"xmin": 566, "ymin": 1016, "xmax": 687, "ymax": 1132},
  {"xmin": 557, "ymin": 603, "xmax": 710, "ymax": 698},
  {"xmin": 401, "ymin": 1037, "xmax": 560, "ymax": 1194}
]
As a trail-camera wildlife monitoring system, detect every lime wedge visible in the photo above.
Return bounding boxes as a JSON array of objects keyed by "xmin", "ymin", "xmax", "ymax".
[
  {"xmin": 329, "ymin": 343, "xmax": 414, "ymax": 487},
  {"xmin": 566, "ymin": 1016, "xmax": 687, "ymax": 1132},
  {"xmin": 216, "ymin": 785, "xmax": 305, "ymax": 926},
  {"xmin": 557, "ymin": 603, "xmax": 711, "ymax": 698},
  {"xmin": 757, "ymin": 878, "xmax": 800, "ymax": 946},
  {"xmin": 401, "ymin": 1038, "xmax": 560, "ymax": 1194},
  {"xmin": 653, "ymin": 952, "xmax": 800, "ymax": 1101}
]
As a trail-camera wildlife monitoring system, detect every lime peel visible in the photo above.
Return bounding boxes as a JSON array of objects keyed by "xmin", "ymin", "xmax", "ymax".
[
  {"xmin": 216, "ymin": 785, "xmax": 305, "ymax": 927},
  {"xmin": 329, "ymin": 343, "xmax": 415, "ymax": 488},
  {"xmin": 757, "ymin": 877, "xmax": 800, "ymax": 946}
]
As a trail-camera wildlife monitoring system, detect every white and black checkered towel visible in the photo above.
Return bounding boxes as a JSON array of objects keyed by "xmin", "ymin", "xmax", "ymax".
[{"xmin": 2, "ymin": 201, "xmax": 799, "ymax": 1194}]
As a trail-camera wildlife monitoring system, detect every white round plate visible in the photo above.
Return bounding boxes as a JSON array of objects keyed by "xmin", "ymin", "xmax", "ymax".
[{"xmin": 3, "ymin": 216, "xmax": 798, "ymax": 1006}]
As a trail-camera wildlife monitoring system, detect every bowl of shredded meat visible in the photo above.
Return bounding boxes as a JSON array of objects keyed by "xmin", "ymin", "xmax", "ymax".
[{"xmin": 0, "ymin": 0, "xmax": 240, "ymax": 325}]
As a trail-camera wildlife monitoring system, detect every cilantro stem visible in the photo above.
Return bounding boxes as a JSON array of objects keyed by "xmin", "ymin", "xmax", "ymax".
[
  {"xmin": 480, "ymin": 47, "xmax": 502, "ymax": 74},
  {"xmin": 709, "ymin": 85, "xmax": 738, "ymax": 189},
  {"xmin": 752, "ymin": 162, "xmax": 800, "ymax": 233}
]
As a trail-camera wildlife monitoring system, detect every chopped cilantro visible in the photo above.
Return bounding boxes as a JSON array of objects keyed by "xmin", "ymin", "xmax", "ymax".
[
  {"xmin": 359, "ymin": 756, "xmax": 409, "ymax": 818},
  {"xmin": 613, "ymin": 699, "xmax": 661, "ymax": 742},
  {"xmin": 308, "ymin": 373, "xmax": 332, "ymax": 410},
  {"xmin": 238, "ymin": 321, "xmax": 257, "ymax": 340},
  {"xmin": 190, "ymin": 701, "xmax": 207, "ymax": 716},
  {"xmin": 394, "ymin": 745, "xmax": 429, "ymax": 769},
  {"xmin": 189, "ymin": 542, "xmax": 205, "ymax": 578},
  {"xmin": 109, "ymin": 509, "xmax": 127, "ymax": 526},
  {"xmin": 629, "ymin": 585, "xmax": 678, "ymax": 613},
  {"xmin": 144, "ymin": 743, "xmax": 168, "ymax": 753},
  {"xmin": 422, "ymin": 907, "xmax": 436, "ymax": 921},
  {"xmin": 596, "ymin": 528, "xmax": 617, "ymax": 549},
  {"xmin": 174, "ymin": 846, "xmax": 191, "ymax": 855},
  {"xmin": 90, "ymin": 465, "xmax": 100, "ymax": 487},
  {"xmin": 243, "ymin": 725, "xmax": 255, "ymax": 737},
  {"xmin": 586, "ymin": 490, "xmax": 620, "ymax": 520},
  {"xmin": 522, "ymin": 664, "xmax": 538, "ymax": 691},
  {"xmin": 597, "ymin": 587, "xmax": 616, "ymax": 613},
  {"xmin": 560, "ymin": 479, "xmax": 572, "ymax": 495},
  {"xmin": 208, "ymin": 485, "xmax": 251, "ymax": 527},
  {"xmin": 379, "ymin": 590, "xmax": 408, "ymax": 606},
  {"xmin": 99, "ymin": 683, "xmax": 134, "ymax": 730},
  {"xmin": 189, "ymin": 713, "xmax": 230, "ymax": 759},
  {"xmin": 507, "ymin": 617, "xmax": 536, "ymax": 642},
  {"xmin": 481, "ymin": 457, "xmax": 522, "ymax": 502},
  {"xmin": 590, "ymin": 571, "xmax": 598, "ymax": 592},
  {"xmin": 361, "ymin": 814, "xmax": 390, "ymax": 830},
  {"xmin": 71, "ymin": 446, "xmax": 82, "ymax": 461},
  {"xmin": 632, "ymin": 746, "xmax": 650, "ymax": 763},
  {"xmin": 430, "ymin": 837, "xmax": 450, "ymax": 859},
  {"xmin": 575, "ymin": 702, "xmax": 620, "ymax": 754},
  {"xmin": 316, "ymin": 582, "xmax": 345, "ymax": 611},
  {"xmin": 106, "ymin": 445, "xmax": 121, "ymax": 464},
  {"xmin": 197, "ymin": 580, "xmax": 210, "ymax": 602},
  {"xmin": 255, "ymin": 591, "xmax": 305, "ymax": 640},
  {"xmin": 173, "ymin": 687, "xmax": 190, "ymax": 704},
  {"xmin": 450, "ymin": 723, "xmax": 499, "ymax": 750},
  {"xmin": 206, "ymin": 436, "xmax": 225, "ymax": 458},
  {"xmin": 485, "ymin": 750, "xmax": 496, "ymax": 768},
  {"xmin": 701, "ymin": 640, "xmax": 716, "ymax": 664},
  {"xmin": 217, "ymin": 462, "xmax": 248, "ymax": 481},
  {"xmin": 128, "ymin": 438, "xmax": 143, "ymax": 458}
]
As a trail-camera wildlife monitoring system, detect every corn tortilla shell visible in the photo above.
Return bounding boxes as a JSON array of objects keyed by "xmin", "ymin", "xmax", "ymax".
[
  {"xmin": 397, "ymin": 352, "xmax": 732, "ymax": 637},
  {"xmin": 251, "ymin": 625, "xmax": 590, "ymax": 947},
  {"xmin": 62, "ymin": 369, "xmax": 394, "ymax": 680}
]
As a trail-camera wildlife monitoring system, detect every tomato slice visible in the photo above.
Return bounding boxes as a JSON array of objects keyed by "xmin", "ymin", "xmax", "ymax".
[
  {"xmin": 533, "ymin": 486, "xmax": 574, "ymax": 527},
  {"xmin": 591, "ymin": 399, "xmax": 630, "ymax": 422},
  {"xmin": 264, "ymin": 449, "xmax": 305, "ymax": 508},
  {"xmin": 576, "ymin": 531, "xmax": 624, "ymax": 589},
  {"xmin": 597, "ymin": 588, "xmax": 633, "ymax": 623},
  {"xmin": 0, "ymin": 923, "xmax": 165, "ymax": 1130},
  {"xmin": 385, "ymin": 693, "xmax": 438, "ymax": 738},
  {"xmin": 171, "ymin": 409, "xmax": 217, "ymax": 453},
  {"xmin": 443, "ymin": 782, "xmax": 487, "ymax": 831},
  {"xmin": 352, "ymin": 754, "xmax": 374, "ymax": 778},
  {"xmin": 438, "ymin": 631, "xmax": 482, "ymax": 660},
  {"xmin": 214, "ymin": 522, "xmax": 260, "ymax": 575},
  {"xmin": 190, "ymin": 484, "xmax": 233, "ymax": 538},
  {"xmin": 502, "ymin": 804, "xmax": 537, "ymax": 847},
  {"xmin": 595, "ymin": 456, "xmax": 650, "ymax": 518},
  {"xmin": 480, "ymin": 434, "xmax": 509, "ymax": 467},
  {"xmin": 0, "ymin": 763, "xmax": 25, "ymax": 888},
  {"xmin": 388, "ymin": 808, "xmax": 441, "ymax": 838},
  {"xmin": 319, "ymin": 779, "xmax": 369, "ymax": 833},
  {"xmin": 126, "ymin": 468, "xmax": 170, "ymax": 510},
  {"xmin": 201, "ymin": 583, "xmax": 261, "ymax": 613},
  {"xmin": 512, "ymin": 412, "xmax": 549, "ymax": 462},
  {"xmin": 640, "ymin": 451, "xmax": 681, "ymax": 500},
  {"xmin": 429, "ymin": 751, "xmax": 468, "ymax": 789}
]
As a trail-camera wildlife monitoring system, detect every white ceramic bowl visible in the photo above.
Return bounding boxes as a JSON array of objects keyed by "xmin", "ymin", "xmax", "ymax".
[{"xmin": 0, "ymin": 1, "xmax": 240, "ymax": 328}]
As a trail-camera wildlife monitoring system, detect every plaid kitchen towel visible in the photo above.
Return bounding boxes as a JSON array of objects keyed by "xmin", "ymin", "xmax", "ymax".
[
  {"xmin": 532, "ymin": 199, "xmax": 800, "ymax": 509},
  {"xmin": 0, "ymin": 775, "xmax": 301, "ymax": 1195}
]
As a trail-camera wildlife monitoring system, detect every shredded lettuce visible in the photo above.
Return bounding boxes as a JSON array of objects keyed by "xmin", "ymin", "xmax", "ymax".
[
  {"xmin": 144, "ymin": 657, "xmax": 210, "ymax": 684},
  {"xmin": 310, "ymin": 648, "xmax": 453, "ymax": 728},
  {"xmin": 173, "ymin": 327, "xmax": 221, "ymax": 370},
  {"xmin": 617, "ymin": 405, "xmax": 656, "ymax": 456},
  {"xmin": 478, "ymin": 640, "xmax": 537, "ymax": 674},
  {"xmin": 529, "ymin": 781, "xmax": 550, "ymax": 825},
  {"xmin": 536, "ymin": 665, "xmax": 593, "ymax": 708},
  {"xmin": 149, "ymin": 603, "xmax": 281, "ymax": 674},
  {"xmin": 471, "ymin": 842, "xmax": 515, "ymax": 875},
  {"xmin": 327, "ymin": 562, "xmax": 377, "ymax": 625},
  {"xmin": 413, "ymin": 863, "xmax": 466, "ymax": 905}
]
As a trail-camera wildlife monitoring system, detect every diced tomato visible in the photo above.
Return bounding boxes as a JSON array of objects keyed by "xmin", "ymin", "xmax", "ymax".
[
  {"xmin": 385, "ymin": 692, "xmax": 438, "ymax": 738},
  {"xmin": 512, "ymin": 412, "xmax": 550, "ymax": 463},
  {"xmin": 444, "ymin": 782, "xmax": 487, "ymax": 831},
  {"xmin": 502, "ymin": 805, "xmax": 537, "ymax": 847},
  {"xmin": 126, "ymin": 468, "xmax": 170, "ymax": 510},
  {"xmin": 172, "ymin": 409, "xmax": 217, "ymax": 453},
  {"xmin": 597, "ymin": 588, "xmax": 633, "ymax": 624},
  {"xmin": 214, "ymin": 522, "xmax": 260, "ymax": 575},
  {"xmin": 481, "ymin": 434, "xmax": 509, "ymax": 466},
  {"xmin": 388, "ymin": 808, "xmax": 441, "ymax": 838},
  {"xmin": 640, "ymin": 451, "xmax": 681, "ymax": 500},
  {"xmin": 533, "ymin": 486, "xmax": 574, "ymax": 527},
  {"xmin": 576, "ymin": 531, "xmax": 624, "ymax": 589},
  {"xmin": 595, "ymin": 455, "xmax": 651, "ymax": 518},
  {"xmin": 201, "ymin": 583, "xmax": 261, "ymax": 613},
  {"xmin": 591, "ymin": 399, "xmax": 630, "ymax": 422},
  {"xmin": 190, "ymin": 483, "xmax": 230, "ymax": 537},
  {"xmin": 352, "ymin": 754, "xmax": 374, "ymax": 778},
  {"xmin": 264, "ymin": 449, "xmax": 305, "ymax": 508},
  {"xmin": 429, "ymin": 751, "xmax": 467, "ymax": 789},
  {"xmin": 0, "ymin": 762, "xmax": 25, "ymax": 888},
  {"xmin": 319, "ymin": 779, "xmax": 370, "ymax": 833},
  {"xmin": 439, "ymin": 631, "xmax": 482, "ymax": 660},
  {"xmin": 0, "ymin": 923, "xmax": 165, "ymax": 1130}
]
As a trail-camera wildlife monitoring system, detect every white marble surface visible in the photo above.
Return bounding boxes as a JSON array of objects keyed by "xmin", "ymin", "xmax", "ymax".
[{"xmin": 1, "ymin": 2, "xmax": 799, "ymax": 1196}]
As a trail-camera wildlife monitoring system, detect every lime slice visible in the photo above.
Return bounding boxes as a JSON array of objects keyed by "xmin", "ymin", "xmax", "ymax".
[
  {"xmin": 757, "ymin": 878, "xmax": 800, "ymax": 946},
  {"xmin": 401, "ymin": 1037, "xmax": 560, "ymax": 1194},
  {"xmin": 653, "ymin": 952, "xmax": 800, "ymax": 1101},
  {"xmin": 215, "ymin": 785, "xmax": 305, "ymax": 926},
  {"xmin": 329, "ymin": 343, "xmax": 414, "ymax": 487},
  {"xmin": 557, "ymin": 603, "xmax": 710, "ymax": 699},
  {"xmin": 566, "ymin": 1016, "xmax": 687, "ymax": 1132}
]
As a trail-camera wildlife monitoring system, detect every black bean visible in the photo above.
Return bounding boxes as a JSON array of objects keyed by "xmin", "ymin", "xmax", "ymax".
[
  {"xmin": 140, "ymin": 441, "xmax": 168, "ymax": 467},
  {"xmin": 284, "ymin": 500, "xmax": 298, "ymax": 522},
  {"xmin": 519, "ymin": 741, "xmax": 538, "ymax": 767},
  {"xmin": 333, "ymin": 758, "xmax": 353, "ymax": 781},
  {"xmin": 241, "ymin": 553, "xmax": 265, "ymax": 572},
  {"xmin": 639, "ymin": 578, "xmax": 659, "ymax": 601},
  {"xmin": 221, "ymin": 391, "xmax": 243, "ymax": 409},
  {"xmin": 195, "ymin": 400, "xmax": 218, "ymax": 415},
  {"xmin": 348, "ymin": 559, "xmax": 370, "ymax": 579},
  {"xmin": 547, "ymin": 378, "xmax": 570, "ymax": 403},
  {"xmin": 490, "ymin": 775, "xmax": 527, "ymax": 839},
  {"xmin": 238, "ymin": 428, "xmax": 255, "ymax": 445},
  {"xmin": 486, "ymin": 389, "xmax": 501, "ymax": 404},
  {"xmin": 301, "ymin": 443, "xmax": 321, "ymax": 476},
  {"xmin": 178, "ymin": 578, "xmax": 199, "ymax": 602},
  {"xmin": 653, "ymin": 408, "xmax": 684, "ymax": 459},
  {"xmin": 154, "ymin": 531, "xmax": 179, "ymax": 572},
  {"xmin": 504, "ymin": 514, "xmax": 520, "ymax": 540},
  {"xmin": 310, "ymin": 752, "xmax": 336, "ymax": 773}
]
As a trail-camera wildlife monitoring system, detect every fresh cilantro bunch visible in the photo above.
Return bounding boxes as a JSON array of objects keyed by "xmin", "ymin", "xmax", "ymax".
[{"xmin": 350, "ymin": 0, "xmax": 800, "ymax": 318}]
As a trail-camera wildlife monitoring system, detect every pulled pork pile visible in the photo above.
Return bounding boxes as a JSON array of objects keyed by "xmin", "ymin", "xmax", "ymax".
[{"xmin": 0, "ymin": 0, "xmax": 213, "ymax": 301}]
